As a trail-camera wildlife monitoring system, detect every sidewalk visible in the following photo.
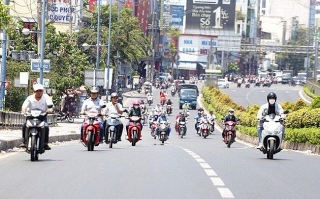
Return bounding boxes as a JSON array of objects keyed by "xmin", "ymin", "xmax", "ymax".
[{"xmin": 0, "ymin": 88, "xmax": 141, "ymax": 152}]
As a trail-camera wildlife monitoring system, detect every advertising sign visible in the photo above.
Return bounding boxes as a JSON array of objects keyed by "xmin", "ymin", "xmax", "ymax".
[{"xmin": 185, "ymin": 0, "xmax": 236, "ymax": 31}]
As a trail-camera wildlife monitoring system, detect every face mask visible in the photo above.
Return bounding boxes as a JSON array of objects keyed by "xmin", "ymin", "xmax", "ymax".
[
  {"xmin": 134, "ymin": 106, "xmax": 139, "ymax": 109},
  {"xmin": 269, "ymin": 99, "xmax": 275, "ymax": 105}
]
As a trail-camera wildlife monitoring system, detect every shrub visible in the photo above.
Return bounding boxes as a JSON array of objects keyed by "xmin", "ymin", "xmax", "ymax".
[
  {"xmin": 292, "ymin": 98, "xmax": 307, "ymax": 111},
  {"xmin": 310, "ymin": 96, "xmax": 320, "ymax": 109}
]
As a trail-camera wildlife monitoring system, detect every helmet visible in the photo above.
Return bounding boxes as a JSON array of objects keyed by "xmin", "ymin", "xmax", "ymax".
[
  {"xmin": 203, "ymin": 113, "xmax": 207, "ymax": 118},
  {"xmin": 132, "ymin": 100, "xmax": 140, "ymax": 106},
  {"xmin": 110, "ymin": 92, "xmax": 118, "ymax": 98},
  {"xmin": 90, "ymin": 86, "xmax": 99, "ymax": 93},
  {"xmin": 228, "ymin": 108, "xmax": 234, "ymax": 115},
  {"xmin": 267, "ymin": 92, "xmax": 277, "ymax": 102}
]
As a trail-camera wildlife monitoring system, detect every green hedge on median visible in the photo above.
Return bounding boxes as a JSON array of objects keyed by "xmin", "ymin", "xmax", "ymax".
[{"xmin": 202, "ymin": 86, "xmax": 320, "ymax": 145}]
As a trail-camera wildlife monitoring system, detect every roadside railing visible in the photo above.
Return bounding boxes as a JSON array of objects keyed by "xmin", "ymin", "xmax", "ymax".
[
  {"xmin": 0, "ymin": 111, "xmax": 58, "ymax": 129},
  {"xmin": 306, "ymin": 80, "xmax": 320, "ymax": 96}
]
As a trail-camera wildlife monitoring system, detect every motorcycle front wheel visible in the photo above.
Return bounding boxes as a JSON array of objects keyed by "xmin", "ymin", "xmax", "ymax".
[
  {"xmin": 67, "ymin": 115, "xmax": 74, "ymax": 123},
  {"xmin": 267, "ymin": 140, "xmax": 275, "ymax": 159},
  {"xmin": 87, "ymin": 130, "xmax": 94, "ymax": 151},
  {"xmin": 132, "ymin": 131, "xmax": 138, "ymax": 146},
  {"xmin": 30, "ymin": 134, "xmax": 38, "ymax": 161},
  {"xmin": 227, "ymin": 134, "xmax": 232, "ymax": 148}
]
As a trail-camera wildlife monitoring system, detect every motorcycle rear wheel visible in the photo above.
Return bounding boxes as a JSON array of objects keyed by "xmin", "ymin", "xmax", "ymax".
[
  {"xmin": 30, "ymin": 134, "xmax": 38, "ymax": 161},
  {"xmin": 87, "ymin": 130, "xmax": 94, "ymax": 151},
  {"xmin": 67, "ymin": 115, "xmax": 74, "ymax": 123}
]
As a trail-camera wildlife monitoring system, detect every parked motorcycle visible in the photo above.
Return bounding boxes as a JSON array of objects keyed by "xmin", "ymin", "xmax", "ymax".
[
  {"xmin": 223, "ymin": 120, "xmax": 239, "ymax": 148},
  {"xmin": 166, "ymin": 105, "xmax": 172, "ymax": 115},
  {"xmin": 178, "ymin": 120, "xmax": 187, "ymax": 138},
  {"xmin": 104, "ymin": 112, "xmax": 123, "ymax": 148},
  {"xmin": 82, "ymin": 107, "xmax": 104, "ymax": 151},
  {"xmin": 198, "ymin": 120, "xmax": 210, "ymax": 139},
  {"xmin": 57, "ymin": 111, "xmax": 74, "ymax": 123},
  {"xmin": 259, "ymin": 111, "xmax": 288, "ymax": 159},
  {"xmin": 158, "ymin": 121, "xmax": 170, "ymax": 144},
  {"xmin": 24, "ymin": 106, "xmax": 52, "ymax": 161},
  {"xmin": 127, "ymin": 116, "xmax": 142, "ymax": 146}
]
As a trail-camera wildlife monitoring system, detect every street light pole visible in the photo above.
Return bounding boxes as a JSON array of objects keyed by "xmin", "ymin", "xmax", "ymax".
[
  {"xmin": 106, "ymin": 1, "xmax": 112, "ymax": 101},
  {"xmin": 39, "ymin": 0, "xmax": 47, "ymax": 84},
  {"xmin": 95, "ymin": 0, "xmax": 101, "ymax": 87}
]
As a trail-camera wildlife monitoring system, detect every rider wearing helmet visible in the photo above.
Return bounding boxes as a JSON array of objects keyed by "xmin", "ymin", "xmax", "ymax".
[
  {"xmin": 80, "ymin": 86, "xmax": 105, "ymax": 144},
  {"xmin": 222, "ymin": 108, "xmax": 239, "ymax": 138},
  {"xmin": 126, "ymin": 99, "xmax": 143, "ymax": 140},
  {"xmin": 156, "ymin": 111, "xmax": 171, "ymax": 138},
  {"xmin": 194, "ymin": 110, "xmax": 204, "ymax": 132},
  {"xmin": 256, "ymin": 92, "xmax": 284, "ymax": 149},
  {"xmin": 103, "ymin": 92, "xmax": 127, "ymax": 142}
]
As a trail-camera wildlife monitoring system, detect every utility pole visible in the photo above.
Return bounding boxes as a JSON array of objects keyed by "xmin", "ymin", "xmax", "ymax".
[
  {"xmin": 37, "ymin": 0, "xmax": 41, "ymax": 57},
  {"xmin": 0, "ymin": 0, "xmax": 9, "ymax": 110}
]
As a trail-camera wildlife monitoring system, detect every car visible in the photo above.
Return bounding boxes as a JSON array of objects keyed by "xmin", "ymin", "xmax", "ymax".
[
  {"xmin": 179, "ymin": 88, "xmax": 198, "ymax": 110},
  {"xmin": 218, "ymin": 79, "xmax": 229, "ymax": 88}
]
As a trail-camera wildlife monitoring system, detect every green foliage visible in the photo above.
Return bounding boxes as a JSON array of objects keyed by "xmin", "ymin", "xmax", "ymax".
[
  {"xmin": 310, "ymin": 97, "xmax": 320, "ymax": 109},
  {"xmin": 0, "ymin": 3, "xmax": 12, "ymax": 30},
  {"xmin": 303, "ymin": 85, "xmax": 317, "ymax": 99},
  {"xmin": 285, "ymin": 128, "xmax": 320, "ymax": 145},
  {"xmin": 291, "ymin": 98, "xmax": 307, "ymax": 111}
]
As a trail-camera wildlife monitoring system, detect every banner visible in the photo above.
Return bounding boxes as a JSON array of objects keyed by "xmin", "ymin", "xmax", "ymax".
[{"xmin": 185, "ymin": 0, "xmax": 236, "ymax": 31}]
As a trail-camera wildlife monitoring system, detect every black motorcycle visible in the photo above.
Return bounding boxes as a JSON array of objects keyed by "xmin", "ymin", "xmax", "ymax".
[
  {"xmin": 57, "ymin": 111, "xmax": 74, "ymax": 123},
  {"xmin": 24, "ymin": 106, "xmax": 52, "ymax": 161}
]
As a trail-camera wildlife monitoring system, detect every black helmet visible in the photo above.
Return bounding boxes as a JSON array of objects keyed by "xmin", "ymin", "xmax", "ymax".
[{"xmin": 267, "ymin": 92, "xmax": 277, "ymax": 101}]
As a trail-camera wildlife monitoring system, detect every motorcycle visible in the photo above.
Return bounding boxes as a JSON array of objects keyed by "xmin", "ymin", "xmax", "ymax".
[
  {"xmin": 57, "ymin": 111, "xmax": 74, "ymax": 123},
  {"xmin": 171, "ymin": 89, "xmax": 176, "ymax": 97},
  {"xmin": 237, "ymin": 82, "xmax": 241, "ymax": 88},
  {"xmin": 223, "ymin": 120, "xmax": 238, "ymax": 148},
  {"xmin": 105, "ymin": 112, "xmax": 123, "ymax": 148},
  {"xmin": 178, "ymin": 120, "xmax": 187, "ymax": 138},
  {"xmin": 82, "ymin": 107, "xmax": 104, "ymax": 151},
  {"xmin": 127, "ymin": 116, "xmax": 142, "ymax": 146},
  {"xmin": 150, "ymin": 121, "xmax": 158, "ymax": 139},
  {"xmin": 160, "ymin": 96, "xmax": 166, "ymax": 105},
  {"xmin": 210, "ymin": 118, "xmax": 215, "ymax": 133},
  {"xmin": 166, "ymin": 104, "xmax": 172, "ymax": 115},
  {"xmin": 24, "ymin": 106, "xmax": 52, "ymax": 161},
  {"xmin": 145, "ymin": 88, "xmax": 149, "ymax": 95},
  {"xmin": 147, "ymin": 95, "xmax": 153, "ymax": 105},
  {"xmin": 198, "ymin": 120, "xmax": 210, "ymax": 139},
  {"xmin": 137, "ymin": 87, "xmax": 141, "ymax": 93},
  {"xmin": 158, "ymin": 121, "xmax": 169, "ymax": 144},
  {"xmin": 245, "ymin": 82, "xmax": 250, "ymax": 88},
  {"xmin": 259, "ymin": 111, "xmax": 288, "ymax": 159},
  {"xmin": 141, "ymin": 109, "xmax": 148, "ymax": 125}
]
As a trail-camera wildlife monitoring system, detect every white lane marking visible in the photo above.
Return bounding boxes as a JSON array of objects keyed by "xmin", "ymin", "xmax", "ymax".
[
  {"xmin": 181, "ymin": 147, "xmax": 235, "ymax": 198},
  {"xmin": 211, "ymin": 177, "xmax": 225, "ymax": 186},
  {"xmin": 205, "ymin": 169, "xmax": 217, "ymax": 176},
  {"xmin": 217, "ymin": 188, "xmax": 235, "ymax": 198}
]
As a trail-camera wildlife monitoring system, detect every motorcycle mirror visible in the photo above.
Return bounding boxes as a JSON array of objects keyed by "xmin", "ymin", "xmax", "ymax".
[
  {"xmin": 100, "ymin": 105, "xmax": 106, "ymax": 108},
  {"xmin": 283, "ymin": 110, "xmax": 289, "ymax": 114},
  {"xmin": 47, "ymin": 105, "xmax": 53, "ymax": 108}
]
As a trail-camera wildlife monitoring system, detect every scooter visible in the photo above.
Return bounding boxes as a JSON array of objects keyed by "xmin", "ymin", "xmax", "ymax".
[
  {"xmin": 127, "ymin": 116, "xmax": 142, "ymax": 146},
  {"xmin": 157, "ymin": 121, "xmax": 170, "ymax": 144},
  {"xmin": 178, "ymin": 120, "xmax": 187, "ymax": 138},
  {"xmin": 198, "ymin": 120, "xmax": 210, "ymax": 139},
  {"xmin": 223, "ymin": 120, "xmax": 239, "ymax": 148},
  {"xmin": 166, "ymin": 105, "xmax": 172, "ymax": 115},
  {"xmin": 104, "ymin": 112, "xmax": 124, "ymax": 148},
  {"xmin": 147, "ymin": 95, "xmax": 153, "ymax": 105},
  {"xmin": 171, "ymin": 89, "xmax": 176, "ymax": 97},
  {"xmin": 82, "ymin": 107, "xmax": 104, "ymax": 151},
  {"xmin": 24, "ymin": 105, "xmax": 52, "ymax": 161},
  {"xmin": 259, "ymin": 111, "xmax": 288, "ymax": 159},
  {"xmin": 160, "ymin": 96, "xmax": 166, "ymax": 105}
]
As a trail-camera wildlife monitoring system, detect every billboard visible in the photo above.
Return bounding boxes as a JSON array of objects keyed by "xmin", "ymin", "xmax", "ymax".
[
  {"xmin": 163, "ymin": 4, "xmax": 185, "ymax": 28},
  {"xmin": 185, "ymin": 0, "xmax": 236, "ymax": 31}
]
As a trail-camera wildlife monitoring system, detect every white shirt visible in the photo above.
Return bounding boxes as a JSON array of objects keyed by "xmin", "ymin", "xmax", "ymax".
[
  {"xmin": 22, "ymin": 93, "xmax": 53, "ymax": 112},
  {"xmin": 256, "ymin": 103, "xmax": 284, "ymax": 119},
  {"xmin": 103, "ymin": 102, "xmax": 123, "ymax": 115},
  {"xmin": 81, "ymin": 98, "xmax": 104, "ymax": 113}
]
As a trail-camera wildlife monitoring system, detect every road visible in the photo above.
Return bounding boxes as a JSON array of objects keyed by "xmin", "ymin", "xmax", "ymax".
[
  {"xmin": 0, "ymin": 84, "xmax": 319, "ymax": 199},
  {"xmin": 219, "ymin": 82, "xmax": 304, "ymax": 107}
]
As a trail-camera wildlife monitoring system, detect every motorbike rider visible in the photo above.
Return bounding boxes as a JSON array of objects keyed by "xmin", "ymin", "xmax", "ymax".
[
  {"xmin": 126, "ymin": 100, "xmax": 143, "ymax": 140},
  {"xmin": 156, "ymin": 111, "xmax": 171, "ymax": 138},
  {"xmin": 102, "ymin": 92, "xmax": 127, "ymax": 142},
  {"xmin": 222, "ymin": 108, "xmax": 239, "ymax": 139},
  {"xmin": 175, "ymin": 111, "xmax": 187, "ymax": 132},
  {"xmin": 207, "ymin": 110, "xmax": 216, "ymax": 132},
  {"xmin": 166, "ymin": 99, "xmax": 173, "ymax": 111},
  {"xmin": 20, "ymin": 83, "xmax": 53, "ymax": 150},
  {"xmin": 80, "ymin": 86, "xmax": 105, "ymax": 143},
  {"xmin": 194, "ymin": 110, "xmax": 203, "ymax": 132},
  {"xmin": 199, "ymin": 113, "xmax": 210, "ymax": 132},
  {"xmin": 256, "ymin": 92, "xmax": 284, "ymax": 149},
  {"xmin": 182, "ymin": 101, "xmax": 189, "ymax": 110}
]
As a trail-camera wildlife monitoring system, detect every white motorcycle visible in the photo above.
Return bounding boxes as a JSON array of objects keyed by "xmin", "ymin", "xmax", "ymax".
[{"xmin": 259, "ymin": 110, "xmax": 288, "ymax": 159}]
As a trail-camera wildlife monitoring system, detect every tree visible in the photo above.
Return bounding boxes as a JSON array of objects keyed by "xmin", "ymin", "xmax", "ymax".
[
  {"xmin": 0, "ymin": 2, "xmax": 12, "ymax": 30},
  {"xmin": 226, "ymin": 61, "xmax": 240, "ymax": 74},
  {"xmin": 166, "ymin": 26, "xmax": 180, "ymax": 77}
]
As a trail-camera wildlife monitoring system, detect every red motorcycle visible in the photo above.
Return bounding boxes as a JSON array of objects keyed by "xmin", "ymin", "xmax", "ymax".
[
  {"xmin": 82, "ymin": 108, "xmax": 102, "ymax": 151},
  {"xmin": 127, "ymin": 116, "xmax": 142, "ymax": 146},
  {"xmin": 150, "ymin": 121, "xmax": 158, "ymax": 139},
  {"xmin": 223, "ymin": 120, "xmax": 238, "ymax": 148},
  {"xmin": 160, "ymin": 96, "xmax": 166, "ymax": 105}
]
